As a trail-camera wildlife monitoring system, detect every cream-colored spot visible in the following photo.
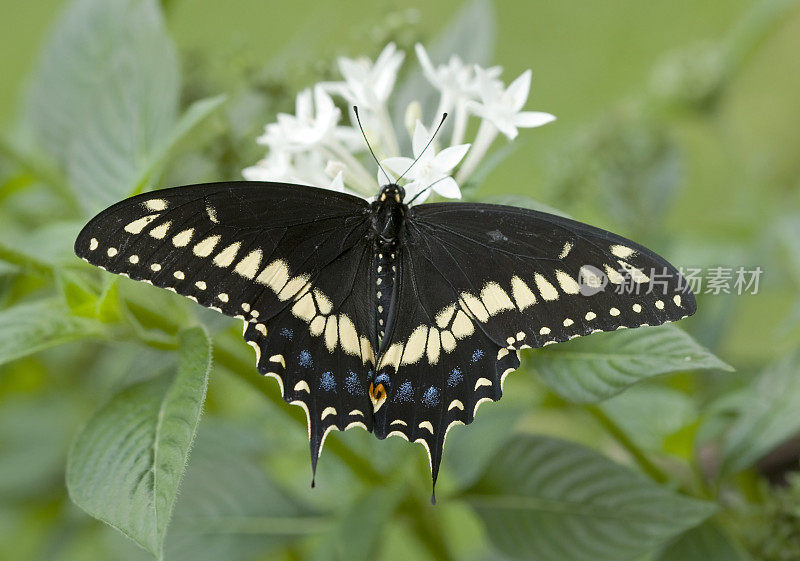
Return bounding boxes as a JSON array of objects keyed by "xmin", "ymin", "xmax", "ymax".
[
  {"xmin": 292, "ymin": 293, "xmax": 316, "ymax": 322},
  {"xmin": 655, "ymin": 300, "xmax": 665, "ymax": 310},
  {"xmin": 610, "ymin": 244, "xmax": 635, "ymax": 259},
  {"xmin": 585, "ymin": 311, "xmax": 597, "ymax": 321},
  {"xmin": 148, "ymin": 221, "xmax": 171, "ymax": 240},
  {"xmin": 314, "ymin": 290, "xmax": 333, "ymax": 315},
  {"xmin": 349, "ymin": 410, "xmax": 364, "ymax": 417},
  {"xmin": 144, "ymin": 199, "xmax": 168, "ymax": 211},
  {"xmin": 448, "ymin": 399, "xmax": 464, "ymax": 411},
  {"xmin": 558, "ymin": 241, "xmax": 573, "ymax": 259},
  {"xmin": 206, "ymin": 205, "xmax": 219, "ymax": 223},
  {"xmin": 129, "ymin": 255, "xmax": 139, "ymax": 264},
  {"xmin": 277, "ymin": 275, "xmax": 309, "ymax": 301},
  {"xmin": 150, "ymin": 263, "xmax": 161, "ymax": 272},
  {"xmin": 321, "ymin": 407, "xmax": 337, "ymax": 420},
  {"xmin": 124, "ymin": 214, "xmax": 159, "ymax": 234},
  {"xmin": 309, "ymin": 316, "xmax": 326, "ymax": 336},
  {"xmin": 255, "ymin": 324, "xmax": 267, "ymax": 336},
  {"xmin": 338, "ymin": 315, "xmax": 360, "ymax": 356},
  {"xmin": 673, "ymin": 295, "xmax": 682, "ymax": 306},
  {"xmin": 426, "ymin": 328, "xmax": 441, "ymax": 364},
  {"xmin": 481, "ymin": 282, "xmax": 514, "ymax": 315},
  {"xmin": 535, "ymin": 273, "xmax": 559, "ymax": 301},
  {"xmin": 256, "ymin": 259, "xmax": 290, "ymax": 291},
  {"xmin": 218, "ymin": 293, "xmax": 229, "ymax": 302},
  {"xmin": 401, "ymin": 325, "xmax": 428, "ymax": 365},
  {"xmin": 193, "ymin": 235, "xmax": 221, "ymax": 257},
  {"xmin": 633, "ymin": 303, "xmax": 642, "ymax": 313},
  {"xmin": 269, "ymin": 354, "xmax": 285, "ymax": 368},
  {"xmin": 451, "ymin": 310, "xmax": 474, "ymax": 339},
  {"xmin": 294, "ymin": 381, "xmax": 310, "ymax": 393},
  {"xmin": 555, "ymin": 270, "xmax": 581, "ymax": 295},
  {"xmin": 498, "ymin": 348, "xmax": 509, "ymax": 359},
  {"xmin": 418, "ymin": 421, "xmax": 434, "ymax": 434},
  {"xmin": 360, "ymin": 336, "xmax": 375, "ymax": 366},
  {"xmin": 605, "ymin": 265, "xmax": 625, "ymax": 285},
  {"xmin": 378, "ymin": 342, "xmax": 403, "ymax": 370},
  {"xmin": 234, "ymin": 249, "xmax": 262, "ymax": 279},
  {"xmin": 618, "ymin": 260, "xmax": 650, "ymax": 283},
  {"xmin": 539, "ymin": 326, "xmax": 551, "ymax": 335},
  {"xmin": 440, "ymin": 330, "xmax": 456, "ymax": 352},
  {"xmin": 324, "ymin": 316, "xmax": 338, "ymax": 351},
  {"xmin": 241, "ymin": 302, "xmax": 251, "ymax": 312},
  {"xmin": 474, "ymin": 377, "xmax": 492, "ymax": 390},
  {"xmin": 213, "ymin": 242, "xmax": 241, "ymax": 268},
  {"xmin": 391, "ymin": 419, "xmax": 407, "ymax": 427},
  {"xmin": 89, "ymin": 238, "xmax": 98, "ymax": 251},
  {"xmin": 563, "ymin": 318, "xmax": 574, "ymax": 327},
  {"xmin": 435, "ymin": 304, "xmax": 456, "ymax": 328},
  {"xmin": 195, "ymin": 281, "xmax": 206, "ymax": 290},
  {"xmin": 173, "ymin": 270, "xmax": 184, "ymax": 280},
  {"xmin": 610, "ymin": 307, "xmax": 620, "ymax": 316},
  {"xmin": 460, "ymin": 292, "xmax": 490, "ymax": 322},
  {"xmin": 107, "ymin": 247, "xmax": 117, "ymax": 257},
  {"xmin": 511, "ymin": 276, "xmax": 537, "ymax": 310},
  {"xmin": 172, "ymin": 228, "xmax": 194, "ymax": 247},
  {"xmin": 473, "ymin": 397, "xmax": 493, "ymax": 417}
]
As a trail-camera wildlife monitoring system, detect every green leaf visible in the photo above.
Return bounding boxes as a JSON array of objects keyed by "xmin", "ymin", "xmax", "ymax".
[
  {"xmin": 0, "ymin": 299, "xmax": 104, "ymax": 368},
  {"xmin": 655, "ymin": 521, "xmax": 752, "ymax": 561},
  {"xmin": 463, "ymin": 434, "xmax": 717, "ymax": 561},
  {"xmin": 67, "ymin": 326, "xmax": 212, "ymax": 560},
  {"xmin": 533, "ymin": 324, "xmax": 733, "ymax": 403},
  {"xmin": 721, "ymin": 350, "xmax": 800, "ymax": 474},
  {"xmin": 164, "ymin": 419, "xmax": 322, "ymax": 561},
  {"xmin": 26, "ymin": 0, "xmax": 179, "ymax": 215},
  {"xmin": 130, "ymin": 95, "xmax": 227, "ymax": 196}
]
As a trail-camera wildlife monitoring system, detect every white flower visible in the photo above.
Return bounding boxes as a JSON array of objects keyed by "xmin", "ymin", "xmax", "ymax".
[
  {"xmin": 468, "ymin": 69, "xmax": 555, "ymax": 139},
  {"xmin": 415, "ymin": 44, "xmax": 474, "ymax": 114},
  {"xmin": 242, "ymin": 150, "xmax": 294, "ymax": 182},
  {"xmin": 326, "ymin": 43, "xmax": 405, "ymax": 112},
  {"xmin": 257, "ymin": 86, "xmax": 341, "ymax": 151},
  {"xmin": 382, "ymin": 120, "xmax": 470, "ymax": 203}
]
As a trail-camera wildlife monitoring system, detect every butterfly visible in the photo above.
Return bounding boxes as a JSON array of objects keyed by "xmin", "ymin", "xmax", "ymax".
[{"xmin": 75, "ymin": 176, "xmax": 695, "ymax": 501}]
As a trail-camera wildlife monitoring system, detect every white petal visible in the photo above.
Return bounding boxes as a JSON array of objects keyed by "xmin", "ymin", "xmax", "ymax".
[
  {"xmin": 434, "ymin": 144, "xmax": 471, "ymax": 172},
  {"xmin": 295, "ymin": 89, "xmax": 313, "ymax": 119},
  {"xmin": 328, "ymin": 171, "xmax": 345, "ymax": 192},
  {"xmin": 377, "ymin": 168, "xmax": 395, "ymax": 187},
  {"xmin": 381, "ymin": 157, "xmax": 414, "ymax": 176},
  {"xmin": 432, "ymin": 176, "xmax": 461, "ymax": 199},
  {"xmin": 514, "ymin": 111, "xmax": 556, "ymax": 128},
  {"xmin": 412, "ymin": 120, "xmax": 432, "ymax": 157},
  {"xmin": 506, "ymin": 69, "xmax": 532, "ymax": 112},
  {"xmin": 496, "ymin": 120, "xmax": 519, "ymax": 140},
  {"xmin": 415, "ymin": 43, "xmax": 439, "ymax": 84}
]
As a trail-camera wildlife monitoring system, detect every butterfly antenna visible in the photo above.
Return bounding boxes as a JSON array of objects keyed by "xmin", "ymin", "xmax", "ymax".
[
  {"xmin": 353, "ymin": 106, "xmax": 393, "ymax": 185},
  {"xmin": 397, "ymin": 113, "xmax": 448, "ymax": 182}
]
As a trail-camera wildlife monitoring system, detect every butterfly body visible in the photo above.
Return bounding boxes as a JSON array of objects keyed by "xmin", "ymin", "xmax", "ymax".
[{"xmin": 75, "ymin": 180, "xmax": 695, "ymax": 494}]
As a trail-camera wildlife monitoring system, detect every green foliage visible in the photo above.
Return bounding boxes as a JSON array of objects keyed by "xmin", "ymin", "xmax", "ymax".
[
  {"xmin": 1, "ymin": 0, "xmax": 799, "ymax": 560},
  {"xmin": 534, "ymin": 324, "xmax": 732, "ymax": 403},
  {"xmin": 463, "ymin": 434, "xmax": 716, "ymax": 561},
  {"xmin": 66, "ymin": 326, "xmax": 212, "ymax": 559}
]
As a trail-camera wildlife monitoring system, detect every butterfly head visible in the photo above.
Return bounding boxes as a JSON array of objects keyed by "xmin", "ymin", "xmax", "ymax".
[
  {"xmin": 369, "ymin": 373, "xmax": 391, "ymax": 412},
  {"xmin": 378, "ymin": 183, "xmax": 405, "ymax": 204}
]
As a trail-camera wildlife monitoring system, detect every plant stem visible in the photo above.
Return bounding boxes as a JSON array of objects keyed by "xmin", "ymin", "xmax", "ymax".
[{"xmin": 587, "ymin": 405, "xmax": 670, "ymax": 484}]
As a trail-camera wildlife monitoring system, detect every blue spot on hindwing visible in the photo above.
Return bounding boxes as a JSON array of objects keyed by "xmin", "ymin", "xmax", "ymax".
[
  {"xmin": 280, "ymin": 327, "xmax": 293, "ymax": 340},
  {"xmin": 471, "ymin": 349, "xmax": 485, "ymax": 362},
  {"xmin": 320, "ymin": 371, "xmax": 336, "ymax": 392},
  {"xmin": 395, "ymin": 381, "xmax": 413, "ymax": 403},
  {"xmin": 345, "ymin": 371, "xmax": 364, "ymax": 395},
  {"xmin": 447, "ymin": 368, "xmax": 463, "ymax": 387},
  {"xmin": 422, "ymin": 386, "xmax": 440, "ymax": 407},
  {"xmin": 298, "ymin": 350, "xmax": 313, "ymax": 368},
  {"xmin": 375, "ymin": 373, "xmax": 390, "ymax": 387}
]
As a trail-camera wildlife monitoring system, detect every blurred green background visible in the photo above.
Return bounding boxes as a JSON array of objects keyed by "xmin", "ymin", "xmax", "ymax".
[{"xmin": 2, "ymin": 0, "xmax": 800, "ymax": 560}]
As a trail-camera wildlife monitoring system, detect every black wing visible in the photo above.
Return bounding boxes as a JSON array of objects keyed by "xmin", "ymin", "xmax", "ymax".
[
  {"xmin": 75, "ymin": 181, "xmax": 377, "ymax": 477},
  {"xmin": 374, "ymin": 202, "xmax": 695, "ymax": 491}
]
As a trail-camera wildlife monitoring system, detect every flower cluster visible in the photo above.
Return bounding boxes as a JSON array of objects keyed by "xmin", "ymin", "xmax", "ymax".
[{"xmin": 243, "ymin": 43, "xmax": 555, "ymax": 204}]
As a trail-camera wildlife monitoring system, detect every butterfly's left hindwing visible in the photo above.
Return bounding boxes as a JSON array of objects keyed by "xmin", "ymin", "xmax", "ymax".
[
  {"xmin": 75, "ymin": 182, "xmax": 377, "ymax": 472},
  {"xmin": 374, "ymin": 202, "xmax": 696, "ymax": 485}
]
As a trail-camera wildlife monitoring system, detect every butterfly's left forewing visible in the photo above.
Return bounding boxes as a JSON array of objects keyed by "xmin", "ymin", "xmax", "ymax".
[
  {"xmin": 75, "ymin": 181, "xmax": 378, "ymax": 472},
  {"xmin": 374, "ymin": 202, "xmax": 696, "ymax": 485}
]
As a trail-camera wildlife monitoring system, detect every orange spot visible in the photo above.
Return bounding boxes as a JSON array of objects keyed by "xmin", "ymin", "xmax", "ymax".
[{"xmin": 369, "ymin": 382, "xmax": 386, "ymax": 402}]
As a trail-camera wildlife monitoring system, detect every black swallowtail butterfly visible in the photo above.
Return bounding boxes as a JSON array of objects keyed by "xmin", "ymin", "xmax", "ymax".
[{"xmin": 75, "ymin": 179, "xmax": 695, "ymax": 499}]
